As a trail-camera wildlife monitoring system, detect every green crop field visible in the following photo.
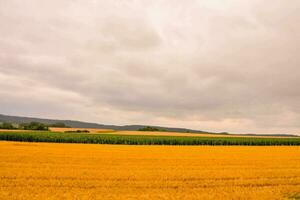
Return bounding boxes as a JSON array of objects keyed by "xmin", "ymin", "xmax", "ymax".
[{"xmin": 0, "ymin": 131, "xmax": 300, "ymax": 146}]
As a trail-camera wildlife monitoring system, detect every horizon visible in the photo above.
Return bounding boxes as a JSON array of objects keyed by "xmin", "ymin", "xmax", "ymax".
[
  {"xmin": 1, "ymin": 1, "xmax": 300, "ymax": 134},
  {"xmin": 1, "ymin": 112, "xmax": 299, "ymax": 136}
]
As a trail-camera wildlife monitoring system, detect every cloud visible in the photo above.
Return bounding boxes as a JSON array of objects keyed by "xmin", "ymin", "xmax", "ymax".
[{"xmin": 0, "ymin": 0, "xmax": 300, "ymax": 134}]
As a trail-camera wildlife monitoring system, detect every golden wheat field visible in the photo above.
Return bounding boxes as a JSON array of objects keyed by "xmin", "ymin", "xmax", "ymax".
[{"xmin": 0, "ymin": 142, "xmax": 300, "ymax": 200}]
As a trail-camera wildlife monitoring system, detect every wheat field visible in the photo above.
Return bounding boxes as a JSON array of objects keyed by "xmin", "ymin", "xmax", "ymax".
[{"xmin": 0, "ymin": 141, "xmax": 300, "ymax": 200}]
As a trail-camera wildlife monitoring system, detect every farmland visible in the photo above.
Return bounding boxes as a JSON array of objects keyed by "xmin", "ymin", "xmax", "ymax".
[
  {"xmin": 49, "ymin": 127, "xmax": 299, "ymax": 138},
  {"xmin": 0, "ymin": 131, "xmax": 300, "ymax": 146},
  {"xmin": 0, "ymin": 141, "xmax": 300, "ymax": 199}
]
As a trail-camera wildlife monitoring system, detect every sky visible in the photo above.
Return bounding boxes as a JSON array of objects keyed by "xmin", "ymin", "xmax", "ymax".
[{"xmin": 0, "ymin": 0, "xmax": 300, "ymax": 134}]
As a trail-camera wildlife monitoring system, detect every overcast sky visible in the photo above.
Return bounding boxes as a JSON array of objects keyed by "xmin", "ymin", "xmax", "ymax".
[{"xmin": 0, "ymin": 0, "xmax": 300, "ymax": 134}]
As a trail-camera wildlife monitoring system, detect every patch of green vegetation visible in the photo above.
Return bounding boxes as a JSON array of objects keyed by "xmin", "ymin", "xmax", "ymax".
[
  {"xmin": 0, "ymin": 122, "xmax": 16, "ymax": 129},
  {"xmin": 138, "ymin": 126, "xmax": 166, "ymax": 132},
  {"xmin": 0, "ymin": 121, "xmax": 49, "ymax": 131},
  {"xmin": 0, "ymin": 131, "xmax": 300, "ymax": 146},
  {"xmin": 64, "ymin": 130, "xmax": 90, "ymax": 133},
  {"xmin": 50, "ymin": 122, "xmax": 69, "ymax": 128},
  {"xmin": 20, "ymin": 122, "xmax": 49, "ymax": 131}
]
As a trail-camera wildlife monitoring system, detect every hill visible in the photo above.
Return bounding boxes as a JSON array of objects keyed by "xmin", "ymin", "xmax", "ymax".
[
  {"xmin": 0, "ymin": 114, "xmax": 298, "ymax": 137},
  {"xmin": 0, "ymin": 114, "xmax": 210, "ymax": 134}
]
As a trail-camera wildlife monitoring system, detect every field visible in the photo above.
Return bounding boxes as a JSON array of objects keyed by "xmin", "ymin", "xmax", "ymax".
[
  {"xmin": 49, "ymin": 127, "xmax": 299, "ymax": 138},
  {"xmin": 49, "ymin": 127, "xmax": 115, "ymax": 133},
  {"xmin": 49, "ymin": 127, "xmax": 237, "ymax": 137},
  {"xmin": 0, "ymin": 141, "xmax": 300, "ymax": 199},
  {"xmin": 1, "ymin": 131, "xmax": 300, "ymax": 146}
]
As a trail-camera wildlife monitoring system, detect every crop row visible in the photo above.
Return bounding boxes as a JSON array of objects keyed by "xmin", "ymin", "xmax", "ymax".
[{"xmin": 0, "ymin": 131, "xmax": 300, "ymax": 146}]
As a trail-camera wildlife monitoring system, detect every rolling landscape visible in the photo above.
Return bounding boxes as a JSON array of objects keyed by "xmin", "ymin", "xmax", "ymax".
[
  {"xmin": 1, "ymin": 0, "xmax": 300, "ymax": 199},
  {"xmin": 0, "ymin": 113, "xmax": 219, "ymax": 134},
  {"xmin": 0, "ymin": 114, "xmax": 300, "ymax": 199}
]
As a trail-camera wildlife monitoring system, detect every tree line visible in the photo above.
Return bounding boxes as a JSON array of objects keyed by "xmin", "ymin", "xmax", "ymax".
[
  {"xmin": 0, "ymin": 121, "xmax": 68, "ymax": 131},
  {"xmin": 138, "ymin": 126, "xmax": 166, "ymax": 132}
]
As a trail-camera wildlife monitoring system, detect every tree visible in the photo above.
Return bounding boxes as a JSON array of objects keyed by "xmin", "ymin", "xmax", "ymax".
[
  {"xmin": 20, "ymin": 122, "xmax": 49, "ymax": 131},
  {"xmin": 0, "ymin": 122, "xmax": 14, "ymax": 129},
  {"xmin": 50, "ymin": 122, "xmax": 68, "ymax": 128},
  {"xmin": 138, "ymin": 126, "xmax": 165, "ymax": 132}
]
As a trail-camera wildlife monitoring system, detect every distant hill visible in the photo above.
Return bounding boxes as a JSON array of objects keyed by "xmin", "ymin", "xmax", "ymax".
[
  {"xmin": 0, "ymin": 114, "xmax": 211, "ymax": 134},
  {"xmin": 0, "ymin": 114, "xmax": 298, "ymax": 137}
]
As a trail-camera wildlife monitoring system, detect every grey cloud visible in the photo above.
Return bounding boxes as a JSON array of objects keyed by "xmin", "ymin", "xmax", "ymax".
[{"xmin": 0, "ymin": 0, "xmax": 300, "ymax": 134}]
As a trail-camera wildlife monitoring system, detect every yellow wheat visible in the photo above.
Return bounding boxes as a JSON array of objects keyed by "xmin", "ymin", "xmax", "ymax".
[{"xmin": 0, "ymin": 141, "xmax": 299, "ymax": 199}]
